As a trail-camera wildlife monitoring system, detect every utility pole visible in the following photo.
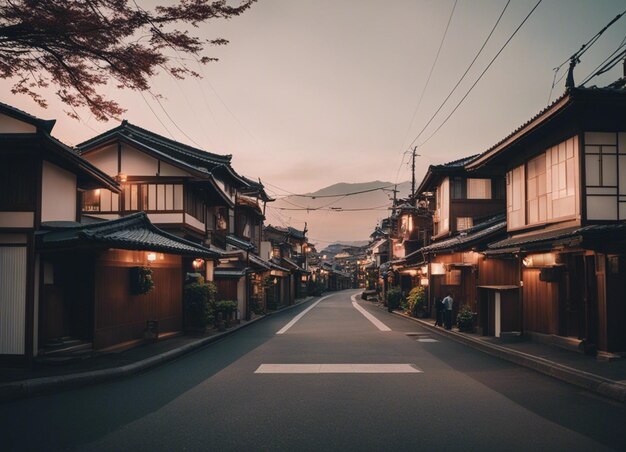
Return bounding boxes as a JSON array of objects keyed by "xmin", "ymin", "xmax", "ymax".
[{"xmin": 411, "ymin": 146, "xmax": 420, "ymax": 199}]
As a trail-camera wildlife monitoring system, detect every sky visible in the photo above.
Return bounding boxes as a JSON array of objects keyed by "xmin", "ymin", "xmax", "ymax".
[{"xmin": 2, "ymin": 0, "xmax": 625, "ymax": 240}]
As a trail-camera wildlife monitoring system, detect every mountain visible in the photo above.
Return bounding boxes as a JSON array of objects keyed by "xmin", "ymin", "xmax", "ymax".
[{"xmin": 267, "ymin": 180, "xmax": 411, "ymax": 246}]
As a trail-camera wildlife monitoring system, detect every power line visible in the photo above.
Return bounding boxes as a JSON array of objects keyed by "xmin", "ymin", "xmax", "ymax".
[
  {"xmin": 406, "ymin": 0, "xmax": 511, "ymax": 150},
  {"xmin": 579, "ymin": 36, "xmax": 626, "ymax": 86},
  {"xmin": 548, "ymin": 9, "xmax": 626, "ymax": 102},
  {"xmin": 267, "ymin": 204, "xmax": 390, "ymax": 212},
  {"xmin": 263, "ymin": 181, "xmax": 399, "ymax": 199},
  {"xmin": 400, "ymin": 0, "xmax": 458, "ymax": 151},
  {"xmin": 417, "ymin": 0, "xmax": 544, "ymax": 149}
]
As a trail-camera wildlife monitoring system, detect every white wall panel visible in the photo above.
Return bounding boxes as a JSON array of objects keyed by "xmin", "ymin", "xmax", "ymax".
[
  {"xmin": 0, "ymin": 113, "xmax": 36, "ymax": 133},
  {"xmin": 0, "ymin": 246, "xmax": 27, "ymax": 354},
  {"xmin": 41, "ymin": 161, "xmax": 77, "ymax": 222}
]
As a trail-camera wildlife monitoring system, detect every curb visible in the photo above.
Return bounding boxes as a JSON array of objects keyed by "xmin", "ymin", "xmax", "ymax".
[
  {"xmin": 391, "ymin": 311, "xmax": 626, "ymax": 404},
  {"xmin": 0, "ymin": 296, "xmax": 319, "ymax": 403}
]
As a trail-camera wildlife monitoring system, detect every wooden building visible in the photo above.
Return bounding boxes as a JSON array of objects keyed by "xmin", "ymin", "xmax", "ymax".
[
  {"xmin": 402, "ymin": 156, "xmax": 506, "ymax": 321},
  {"xmin": 468, "ymin": 81, "xmax": 626, "ymax": 356},
  {"xmin": 0, "ymin": 102, "xmax": 118, "ymax": 366},
  {"xmin": 37, "ymin": 213, "xmax": 218, "ymax": 351},
  {"xmin": 76, "ymin": 121, "xmax": 277, "ymax": 319}
]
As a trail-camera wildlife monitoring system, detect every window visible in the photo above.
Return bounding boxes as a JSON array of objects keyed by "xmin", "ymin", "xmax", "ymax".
[
  {"xmin": 507, "ymin": 136, "xmax": 579, "ymax": 230},
  {"xmin": 584, "ymin": 132, "xmax": 626, "ymax": 220},
  {"xmin": 456, "ymin": 217, "xmax": 473, "ymax": 231},
  {"xmin": 451, "ymin": 177, "xmax": 466, "ymax": 200},
  {"xmin": 467, "ymin": 178, "xmax": 491, "ymax": 199},
  {"xmin": 451, "ymin": 178, "xmax": 495, "ymax": 200},
  {"xmin": 82, "ymin": 189, "xmax": 119, "ymax": 212},
  {"xmin": 434, "ymin": 178, "xmax": 450, "ymax": 235},
  {"xmin": 118, "ymin": 183, "xmax": 183, "ymax": 212}
]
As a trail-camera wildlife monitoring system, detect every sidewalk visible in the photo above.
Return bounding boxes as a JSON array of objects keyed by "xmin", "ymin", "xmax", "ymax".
[
  {"xmin": 0, "ymin": 296, "xmax": 314, "ymax": 403},
  {"xmin": 388, "ymin": 308, "xmax": 626, "ymax": 404}
]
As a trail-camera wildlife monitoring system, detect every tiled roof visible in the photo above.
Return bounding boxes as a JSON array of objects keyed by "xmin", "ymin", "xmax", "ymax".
[
  {"xmin": 38, "ymin": 212, "xmax": 219, "ymax": 258},
  {"xmin": 431, "ymin": 154, "xmax": 480, "ymax": 170},
  {"xmin": 77, "ymin": 120, "xmax": 230, "ymax": 165},
  {"xmin": 410, "ymin": 214, "xmax": 506, "ymax": 256},
  {"xmin": 488, "ymin": 223, "xmax": 626, "ymax": 252},
  {"xmin": 467, "ymin": 84, "xmax": 626, "ymax": 170},
  {"xmin": 214, "ymin": 268, "xmax": 247, "ymax": 278},
  {"xmin": 0, "ymin": 101, "xmax": 56, "ymax": 133},
  {"xmin": 226, "ymin": 234, "xmax": 256, "ymax": 251},
  {"xmin": 264, "ymin": 225, "xmax": 307, "ymax": 241}
]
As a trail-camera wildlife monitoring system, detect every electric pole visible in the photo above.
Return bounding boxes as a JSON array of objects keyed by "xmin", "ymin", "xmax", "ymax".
[{"xmin": 411, "ymin": 146, "xmax": 420, "ymax": 199}]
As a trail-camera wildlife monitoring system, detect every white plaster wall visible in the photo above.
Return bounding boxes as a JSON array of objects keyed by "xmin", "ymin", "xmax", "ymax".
[
  {"xmin": 160, "ymin": 161, "xmax": 190, "ymax": 177},
  {"xmin": 260, "ymin": 241, "xmax": 272, "ymax": 261},
  {"xmin": 0, "ymin": 212, "xmax": 34, "ymax": 228},
  {"xmin": 121, "ymin": 144, "xmax": 158, "ymax": 176},
  {"xmin": 83, "ymin": 145, "xmax": 118, "ymax": 176},
  {"xmin": 148, "ymin": 213, "xmax": 183, "ymax": 224},
  {"xmin": 0, "ymin": 113, "xmax": 36, "ymax": 133},
  {"xmin": 41, "ymin": 161, "xmax": 77, "ymax": 222},
  {"xmin": 184, "ymin": 214, "xmax": 205, "ymax": 232}
]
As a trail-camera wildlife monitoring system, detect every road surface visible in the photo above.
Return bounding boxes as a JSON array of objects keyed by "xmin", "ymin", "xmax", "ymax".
[{"xmin": 2, "ymin": 289, "xmax": 625, "ymax": 451}]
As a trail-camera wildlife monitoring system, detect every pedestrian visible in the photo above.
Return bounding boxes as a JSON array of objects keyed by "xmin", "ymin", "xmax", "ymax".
[
  {"xmin": 434, "ymin": 297, "xmax": 444, "ymax": 327},
  {"xmin": 443, "ymin": 292, "xmax": 454, "ymax": 330}
]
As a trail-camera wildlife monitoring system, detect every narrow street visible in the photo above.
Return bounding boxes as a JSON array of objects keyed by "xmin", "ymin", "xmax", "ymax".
[{"xmin": 1, "ymin": 290, "xmax": 625, "ymax": 451}]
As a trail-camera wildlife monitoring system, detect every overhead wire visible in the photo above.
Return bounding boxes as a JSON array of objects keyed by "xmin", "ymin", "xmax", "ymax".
[
  {"xmin": 399, "ymin": 0, "xmax": 459, "ymax": 151},
  {"xmin": 406, "ymin": 0, "xmax": 511, "ymax": 151},
  {"xmin": 417, "ymin": 0, "xmax": 544, "ymax": 149},
  {"xmin": 579, "ymin": 35, "xmax": 626, "ymax": 86},
  {"xmin": 548, "ymin": 9, "xmax": 626, "ymax": 102}
]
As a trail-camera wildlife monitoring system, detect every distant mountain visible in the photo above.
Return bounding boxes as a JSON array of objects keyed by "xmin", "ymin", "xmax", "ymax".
[{"xmin": 268, "ymin": 180, "xmax": 411, "ymax": 246}]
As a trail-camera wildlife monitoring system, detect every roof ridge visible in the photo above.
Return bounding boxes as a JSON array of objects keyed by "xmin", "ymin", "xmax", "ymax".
[{"xmin": 122, "ymin": 121, "xmax": 231, "ymax": 163}]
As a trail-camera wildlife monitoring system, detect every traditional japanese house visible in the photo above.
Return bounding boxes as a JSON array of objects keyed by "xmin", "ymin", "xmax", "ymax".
[
  {"xmin": 412, "ymin": 156, "xmax": 507, "ymax": 321},
  {"xmin": 469, "ymin": 79, "xmax": 626, "ymax": 357},
  {"xmin": 37, "ymin": 213, "xmax": 218, "ymax": 352},
  {"xmin": 75, "ymin": 120, "xmax": 246, "ymax": 280},
  {"xmin": 388, "ymin": 197, "xmax": 433, "ymax": 294},
  {"xmin": 213, "ymin": 177, "xmax": 278, "ymax": 319},
  {"xmin": 263, "ymin": 225, "xmax": 311, "ymax": 303},
  {"xmin": 0, "ymin": 104, "xmax": 218, "ymax": 365}
]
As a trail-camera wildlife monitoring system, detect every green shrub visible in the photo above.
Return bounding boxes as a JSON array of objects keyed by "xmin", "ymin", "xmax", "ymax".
[
  {"xmin": 386, "ymin": 287, "xmax": 403, "ymax": 311},
  {"xmin": 184, "ymin": 282, "xmax": 216, "ymax": 328},
  {"xmin": 406, "ymin": 286, "xmax": 426, "ymax": 317},
  {"xmin": 214, "ymin": 300, "xmax": 238, "ymax": 316},
  {"xmin": 456, "ymin": 304, "xmax": 475, "ymax": 331}
]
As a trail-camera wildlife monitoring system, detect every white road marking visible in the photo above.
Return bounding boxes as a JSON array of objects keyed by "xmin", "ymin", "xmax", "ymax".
[
  {"xmin": 275, "ymin": 294, "xmax": 332, "ymax": 335},
  {"xmin": 254, "ymin": 364, "xmax": 422, "ymax": 374},
  {"xmin": 417, "ymin": 338, "xmax": 439, "ymax": 343},
  {"xmin": 350, "ymin": 295, "xmax": 391, "ymax": 331}
]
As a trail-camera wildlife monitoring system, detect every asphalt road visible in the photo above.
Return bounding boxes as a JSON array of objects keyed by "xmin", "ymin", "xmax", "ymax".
[{"xmin": 2, "ymin": 289, "xmax": 626, "ymax": 451}]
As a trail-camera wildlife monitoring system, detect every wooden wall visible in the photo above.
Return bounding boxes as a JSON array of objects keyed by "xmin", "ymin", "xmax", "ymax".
[
  {"xmin": 215, "ymin": 278, "xmax": 238, "ymax": 301},
  {"xmin": 93, "ymin": 249, "xmax": 183, "ymax": 350},
  {"xmin": 430, "ymin": 253, "xmax": 478, "ymax": 317},
  {"xmin": 522, "ymin": 268, "xmax": 559, "ymax": 335},
  {"xmin": 478, "ymin": 257, "xmax": 519, "ymax": 286}
]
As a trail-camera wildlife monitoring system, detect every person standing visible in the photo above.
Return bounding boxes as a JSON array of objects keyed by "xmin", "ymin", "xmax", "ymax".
[
  {"xmin": 443, "ymin": 292, "xmax": 454, "ymax": 330},
  {"xmin": 434, "ymin": 297, "xmax": 444, "ymax": 327}
]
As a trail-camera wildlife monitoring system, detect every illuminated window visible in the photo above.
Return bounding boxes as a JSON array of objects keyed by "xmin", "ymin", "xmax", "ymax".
[{"xmin": 456, "ymin": 217, "xmax": 473, "ymax": 231}]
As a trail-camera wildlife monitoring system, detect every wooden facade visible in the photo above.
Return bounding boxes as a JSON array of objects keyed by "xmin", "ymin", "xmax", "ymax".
[{"xmin": 93, "ymin": 250, "xmax": 183, "ymax": 349}]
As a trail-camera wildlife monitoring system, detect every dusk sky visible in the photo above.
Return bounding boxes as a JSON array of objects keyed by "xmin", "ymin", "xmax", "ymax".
[{"xmin": 2, "ymin": 0, "xmax": 625, "ymax": 235}]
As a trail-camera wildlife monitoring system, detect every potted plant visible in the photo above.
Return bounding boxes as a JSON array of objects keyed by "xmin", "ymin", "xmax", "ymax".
[
  {"xmin": 406, "ymin": 286, "xmax": 426, "ymax": 318},
  {"xmin": 456, "ymin": 304, "xmax": 475, "ymax": 333},
  {"xmin": 386, "ymin": 287, "xmax": 403, "ymax": 312}
]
